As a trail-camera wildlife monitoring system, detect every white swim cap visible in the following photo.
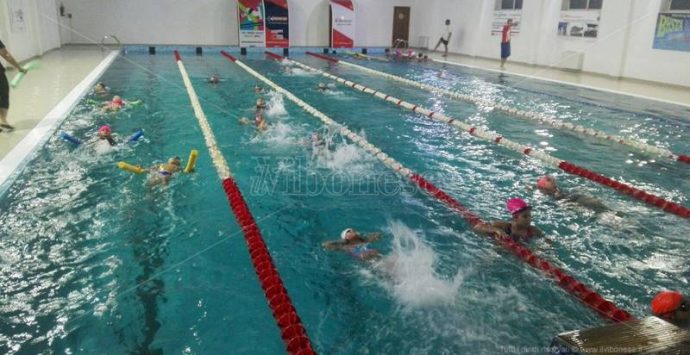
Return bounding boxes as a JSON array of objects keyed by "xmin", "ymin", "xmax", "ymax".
[{"xmin": 341, "ymin": 228, "xmax": 354, "ymax": 240}]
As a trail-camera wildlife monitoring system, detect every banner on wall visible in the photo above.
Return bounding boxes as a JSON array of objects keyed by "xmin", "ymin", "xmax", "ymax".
[
  {"xmin": 331, "ymin": 0, "xmax": 355, "ymax": 48},
  {"xmin": 7, "ymin": 0, "xmax": 27, "ymax": 33},
  {"xmin": 264, "ymin": 0, "xmax": 289, "ymax": 48},
  {"xmin": 653, "ymin": 12, "xmax": 690, "ymax": 52},
  {"xmin": 238, "ymin": 0, "xmax": 265, "ymax": 47},
  {"xmin": 557, "ymin": 11, "xmax": 600, "ymax": 38},
  {"xmin": 491, "ymin": 10, "xmax": 521, "ymax": 36}
]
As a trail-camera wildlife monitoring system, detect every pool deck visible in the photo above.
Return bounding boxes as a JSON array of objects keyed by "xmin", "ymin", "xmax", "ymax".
[{"xmin": 2, "ymin": 45, "xmax": 689, "ymax": 177}]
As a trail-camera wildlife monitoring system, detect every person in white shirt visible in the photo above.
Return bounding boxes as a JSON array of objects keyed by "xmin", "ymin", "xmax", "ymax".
[{"xmin": 433, "ymin": 19, "xmax": 452, "ymax": 57}]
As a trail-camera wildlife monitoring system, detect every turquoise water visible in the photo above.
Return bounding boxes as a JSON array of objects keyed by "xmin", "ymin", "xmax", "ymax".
[{"xmin": 1, "ymin": 49, "xmax": 689, "ymax": 354}]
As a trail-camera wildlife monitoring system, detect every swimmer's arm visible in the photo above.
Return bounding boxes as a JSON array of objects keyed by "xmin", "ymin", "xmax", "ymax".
[
  {"xmin": 321, "ymin": 240, "xmax": 346, "ymax": 251},
  {"xmin": 532, "ymin": 228, "xmax": 553, "ymax": 245},
  {"xmin": 474, "ymin": 222, "xmax": 509, "ymax": 239},
  {"xmin": 0, "ymin": 48, "xmax": 26, "ymax": 72},
  {"xmin": 365, "ymin": 232, "xmax": 383, "ymax": 243}
]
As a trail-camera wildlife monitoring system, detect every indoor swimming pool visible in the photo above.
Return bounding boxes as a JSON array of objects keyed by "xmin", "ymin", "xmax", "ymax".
[{"xmin": 1, "ymin": 48, "xmax": 689, "ymax": 354}]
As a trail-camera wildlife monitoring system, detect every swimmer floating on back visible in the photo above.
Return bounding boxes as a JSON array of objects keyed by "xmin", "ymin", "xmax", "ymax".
[
  {"xmin": 474, "ymin": 198, "xmax": 551, "ymax": 244},
  {"xmin": 322, "ymin": 228, "xmax": 383, "ymax": 261},
  {"xmin": 101, "ymin": 95, "xmax": 141, "ymax": 113}
]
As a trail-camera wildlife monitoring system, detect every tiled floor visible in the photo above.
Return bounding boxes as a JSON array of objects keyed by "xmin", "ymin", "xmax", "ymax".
[
  {"xmin": 0, "ymin": 45, "xmax": 108, "ymax": 159},
  {"xmin": 427, "ymin": 52, "xmax": 690, "ymax": 108}
]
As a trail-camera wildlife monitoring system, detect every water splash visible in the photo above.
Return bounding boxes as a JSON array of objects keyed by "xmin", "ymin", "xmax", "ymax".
[
  {"xmin": 265, "ymin": 91, "xmax": 288, "ymax": 118},
  {"xmin": 368, "ymin": 221, "xmax": 465, "ymax": 307}
]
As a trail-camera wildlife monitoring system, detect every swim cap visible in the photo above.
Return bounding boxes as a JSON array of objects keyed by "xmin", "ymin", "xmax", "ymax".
[
  {"xmin": 506, "ymin": 198, "xmax": 530, "ymax": 215},
  {"xmin": 98, "ymin": 125, "xmax": 112, "ymax": 135},
  {"xmin": 341, "ymin": 228, "xmax": 354, "ymax": 240},
  {"xmin": 112, "ymin": 96, "xmax": 124, "ymax": 105},
  {"xmin": 651, "ymin": 291, "xmax": 683, "ymax": 316},
  {"xmin": 537, "ymin": 176, "xmax": 553, "ymax": 190},
  {"xmin": 169, "ymin": 156, "xmax": 181, "ymax": 165}
]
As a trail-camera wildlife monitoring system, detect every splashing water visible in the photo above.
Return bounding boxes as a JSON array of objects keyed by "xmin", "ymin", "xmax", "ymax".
[
  {"xmin": 366, "ymin": 221, "xmax": 465, "ymax": 308},
  {"xmin": 265, "ymin": 91, "xmax": 288, "ymax": 118}
]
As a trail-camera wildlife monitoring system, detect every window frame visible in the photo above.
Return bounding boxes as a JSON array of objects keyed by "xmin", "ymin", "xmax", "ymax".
[
  {"xmin": 669, "ymin": 0, "xmax": 690, "ymax": 12},
  {"xmin": 499, "ymin": 0, "xmax": 523, "ymax": 10},
  {"xmin": 563, "ymin": 0, "xmax": 603, "ymax": 11}
]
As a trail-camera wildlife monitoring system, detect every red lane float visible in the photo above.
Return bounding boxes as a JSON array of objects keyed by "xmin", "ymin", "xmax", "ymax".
[
  {"xmin": 558, "ymin": 162, "xmax": 690, "ymax": 218},
  {"xmin": 252, "ymin": 51, "xmax": 634, "ymax": 323},
  {"xmin": 265, "ymin": 51, "xmax": 285, "ymax": 61},
  {"xmin": 305, "ymin": 51, "xmax": 339, "ymax": 63},
  {"xmin": 174, "ymin": 50, "xmax": 315, "ymax": 355}
]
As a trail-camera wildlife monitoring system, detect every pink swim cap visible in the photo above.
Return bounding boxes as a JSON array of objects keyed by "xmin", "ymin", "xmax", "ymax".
[
  {"xmin": 98, "ymin": 125, "xmax": 112, "ymax": 134},
  {"xmin": 506, "ymin": 198, "xmax": 530, "ymax": 215},
  {"xmin": 112, "ymin": 97, "xmax": 124, "ymax": 106},
  {"xmin": 537, "ymin": 176, "xmax": 552, "ymax": 189}
]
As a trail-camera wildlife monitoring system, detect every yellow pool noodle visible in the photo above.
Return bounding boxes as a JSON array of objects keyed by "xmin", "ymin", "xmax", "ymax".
[
  {"xmin": 118, "ymin": 161, "xmax": 146, "ymax": 174},
  {"xmin": 184, "ymin": 150, "xmax": 198, "ymax": 173}
]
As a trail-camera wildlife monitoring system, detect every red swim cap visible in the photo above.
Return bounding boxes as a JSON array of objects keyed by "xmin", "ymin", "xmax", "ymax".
[
  {"xmin": 537, "ymin": 176, "xmax": 553, "ymax": 190},
  {"xmin": 651, "ymin": 291, "xmax": 683, "ymax": 316}
]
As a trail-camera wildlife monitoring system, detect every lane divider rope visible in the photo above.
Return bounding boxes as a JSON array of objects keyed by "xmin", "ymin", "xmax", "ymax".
[
  {"xmin": 174, "ymin": 51, "xmax": 315, "ymax": 355},
  {"xmin": 222, "ymin": 50, "xmax": 635, "ymax": 323},
  {"xmin": 286, "ymin": 52, "xmax": 690, "ymax": 220},
  {"xmin": 308, "ymin": 53, "xmax": 690, "ymax": 164}
]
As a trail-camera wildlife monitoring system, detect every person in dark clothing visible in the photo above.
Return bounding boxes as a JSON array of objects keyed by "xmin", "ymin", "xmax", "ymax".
[{"xmin": 0, "ymin": 38, "xmax": 27, "ymax": 132}]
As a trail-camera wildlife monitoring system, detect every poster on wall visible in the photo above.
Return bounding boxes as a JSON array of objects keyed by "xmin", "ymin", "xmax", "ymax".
[
  {"xmin": 238, "ymin": 0, "xmax": 265, "ymax": 47},
  {"xmin": 653, "ymin": 13, "xmax": 690, "ymax": 52},
  {"xmin": 331, "ymin": 0, "xmax": 355, "ymax": 48},
  {"xmin": 557, "ymin": 11, "xmax": 600, "ymax": 38},
  {"xmin": 7, "ymin": 0, "xmax": 27, "ymax": 33},
  {"xmin": 491, "ymin": 10, "xmax": 521, "ymax": 36},
  {"xmin": 264, "ymin": 0, "xmax": 289, "ymax": 48}
]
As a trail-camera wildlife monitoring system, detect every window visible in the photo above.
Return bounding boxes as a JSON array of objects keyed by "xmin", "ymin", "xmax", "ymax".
[
  {"xmin": 500, "ymin": 0, "xmax": 522, "ymax": 10},
  {"xmin": 670, "ymin": 0, "xmax": 690, "ymax": 10},
  {"xmin": 563, "ymin": 0, "xmax": 602, "ymax": 10}
]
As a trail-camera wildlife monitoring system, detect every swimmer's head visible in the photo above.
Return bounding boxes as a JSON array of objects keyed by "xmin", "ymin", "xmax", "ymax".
[
  {"xmin": 94, "ymin": 82, "xmax": 106, "ymax": 91},
  {"xmin": 98, "ymin": 125, "xmax": 112, "ymax": 137},
  {"xmin": 112, "ymin": 96, "xmax": 123, "ymax": 105},
  {"xmin": 507, "ymin": 198, "xmax": 532, "ymax": 226},
  {"xmin": 168, "ymin": 156, "xmax": 181, "ymax": 166},
  {"xmin": 257, "ymin": 97, "xmax": 265, "ymax": 105},
  {"xmin": 254, "ymin": 85, "xmax": 262, "ymax": 93},
  {"xmin": 318, "ymin": 83, "xmax": 326, "ymax": 89},
  {"xmin": 209, "ymin": 75, "xmax": 220, "ymax": 83},
  {"xmin": 537, "ymin": 175, "xmax": 558, "ymax": 194},
  {"xmin": 340, "ymin": 228, "xmax": 357, "ymax": 241}
]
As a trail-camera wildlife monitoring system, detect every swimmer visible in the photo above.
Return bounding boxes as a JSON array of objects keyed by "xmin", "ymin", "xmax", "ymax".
[
  {"xmin": 238, "ymin": 117, "xmax": 251, "ymax": 125},
  {"xmin": 317, "ymin": 83, "xmax": 328, "ymax": 92},
  {"xmin": 651, "ymin": 291, "xmax": 690, "ymax": 328},
  {"xmin": 474, "ymin": 198, "xmax": 550, "ymax": 244},
  {"xmin": 102, "ymin": 95, "xmax": 125, "ymax": 113},
  {"xmin": 254, "ymin": 85, "xmax": 264, "ymax": 94},
  {"xmin": 208, "ymin": 74, "xmax": 220, "ymax": 84},
  {"xmin": 148, "ymin": 156, "xmax": 182, "ymax": 185},
  {"xmin": 97, "ymin": 125, "xmax": 116, "ymax": 146},
  {"xmin": 537, "ymin": 175, "xmax": 611, "ymax": 214},
  {"xmin": 255, "ymin": 112, "xmax": 268, "ymax": 132},
  {"xmin": 256, "ymin": 97, "xmax": 267, "ymax": 111},
  {"xmin": 94, "ymin": 82, "xmax": 108, "ymax": 94},
  {"xmin": 322, "ymin": 228, "xmax": 383, "ymax": 261}
]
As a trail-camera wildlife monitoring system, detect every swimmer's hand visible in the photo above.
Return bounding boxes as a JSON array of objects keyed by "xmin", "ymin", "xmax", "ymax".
[
  {"xmin": 365, "ymin": 232, "xmax": 383, "ymax": 242},
  {"xmin": 491, "ymin": 228, "xmax": 509, "ymax": 240},
  {"xmin": 321, "ymin": 240, "xmax": 344, "ymax": 250}
]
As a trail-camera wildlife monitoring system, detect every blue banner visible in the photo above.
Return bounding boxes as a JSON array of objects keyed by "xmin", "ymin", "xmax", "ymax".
[{"xmin": 653, "ymin": 13, "xmax": 690, "ymax": 52}]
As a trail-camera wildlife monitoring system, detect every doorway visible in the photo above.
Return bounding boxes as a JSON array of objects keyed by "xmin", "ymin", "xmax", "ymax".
[{"xmin": 392, "ymin": 6, "xmax": 410, "ymax": 48}]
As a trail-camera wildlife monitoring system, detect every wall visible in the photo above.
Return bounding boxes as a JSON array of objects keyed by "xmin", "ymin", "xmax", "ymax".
[
  {"xmin": 410, "ymin": 0, "xmax": 690, "ymax": 87},
  {"xmin": 0, "ymin": 0, "xmax": 61, "ymax": 64},
  {"xmin": 60, "ymin": 0, "xmax": 415, "ymax": 47}
]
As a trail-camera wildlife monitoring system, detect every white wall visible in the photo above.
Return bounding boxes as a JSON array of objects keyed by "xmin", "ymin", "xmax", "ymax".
[
  {"xmin": 60, "ymin": 0, "xmax": 415, "ymax": 47},
  {"xmin": 410, "ymin": 0, "xmax": 690, "ymax": 87},
  {"xmin": 0, "ymin": 0, "xmax": 60, "ymax": 66}
]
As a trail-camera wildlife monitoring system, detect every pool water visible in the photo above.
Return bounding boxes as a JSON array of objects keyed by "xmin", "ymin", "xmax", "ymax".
[{"xmin": 1, "ymin": 49, "xmax": 689, "ymax": 354}]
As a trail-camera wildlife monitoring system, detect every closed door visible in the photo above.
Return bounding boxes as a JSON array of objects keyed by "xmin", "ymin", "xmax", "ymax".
[{"xmin": 392, "ymin": 7, "xmax": 410, "ymax": 47}]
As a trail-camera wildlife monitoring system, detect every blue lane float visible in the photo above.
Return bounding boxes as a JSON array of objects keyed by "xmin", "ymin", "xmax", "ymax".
[
  {"xmin": 59, "ymin": 131, "xmax": 82, "ymax": 146},
  {"xmin": 125, "ymin": 129, "xmax": 144, "ymax": 144}
]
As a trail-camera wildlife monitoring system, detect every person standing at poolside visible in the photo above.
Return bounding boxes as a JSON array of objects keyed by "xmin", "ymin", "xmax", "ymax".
[
  {"xmin": 500, "ymin": 19, "xmax": 518, "ymax": 69},
  {"xmin": 433, "ymin": 19, "xmax": 452, "ymax": 58},
  {"xmin": 0, "ymin": 38, "xmax": 28, "ymax": 132}
]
